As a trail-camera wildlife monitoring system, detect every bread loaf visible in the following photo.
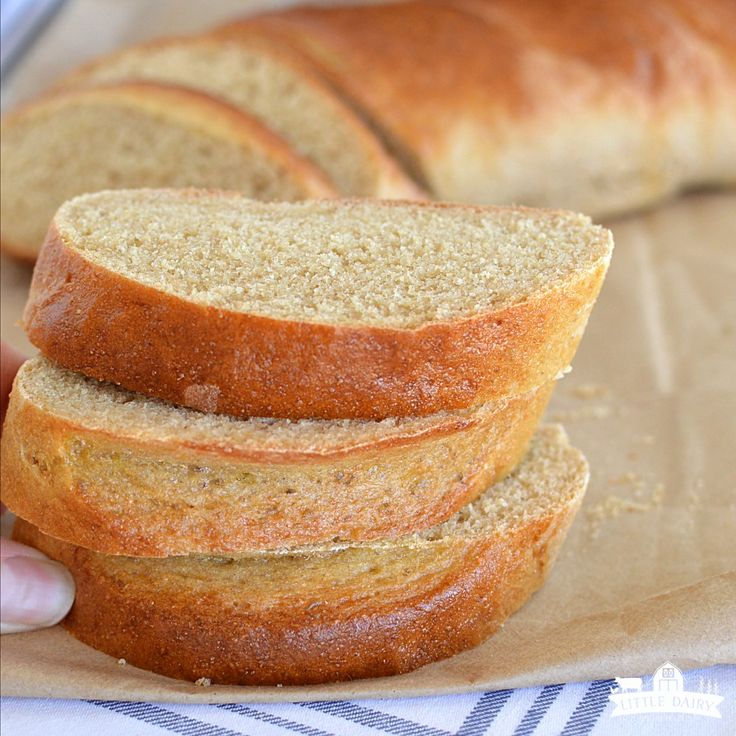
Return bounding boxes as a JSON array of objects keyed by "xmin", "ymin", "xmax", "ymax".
[
  {"xmin": 13, "ymin": 425, "xmax": 588, "ymax": 686},
  {"xmin": 1, "ymin": 357, "xmax": 553, "ymax": 556},
  {"xmin": 24, "ymin": 189, "xmax": 613, "ymax": 420},
  {"xmin": 0, "ymin": 83, "xmax": 335, "ymax": 261},
  {"xmin": 223, "ymin": 0, "xmax": 736, "ymax": 216},
  {"xmin": 55, "ymin": 34, "xmax": 422, "ymax": 200}
]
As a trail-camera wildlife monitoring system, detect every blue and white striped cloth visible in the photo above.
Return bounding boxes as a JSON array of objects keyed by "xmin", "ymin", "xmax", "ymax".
[{"xmin": 2, "ymin": 665, "xmax": 733, "ymax": 735}]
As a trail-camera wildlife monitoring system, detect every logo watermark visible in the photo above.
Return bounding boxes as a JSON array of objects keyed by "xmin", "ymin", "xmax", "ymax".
[{"xmin": 608, "ymin": 662, "xmax": 724, "ymax": 719}]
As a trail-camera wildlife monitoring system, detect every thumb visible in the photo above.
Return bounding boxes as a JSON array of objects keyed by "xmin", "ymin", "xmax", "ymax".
[{"xmin": 1, "ymin": 539, "xmax": 75, "ymax": 634}]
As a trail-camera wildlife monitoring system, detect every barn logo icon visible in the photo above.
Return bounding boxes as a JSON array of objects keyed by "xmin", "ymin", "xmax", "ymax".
[{"xmin": 608, "ymin": 662, "xmax": 723, "ymax": 718}]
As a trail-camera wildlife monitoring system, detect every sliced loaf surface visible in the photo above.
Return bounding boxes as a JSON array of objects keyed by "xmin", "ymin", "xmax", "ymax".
[
  {"xmin": 56, "ymin": 35, "xmax": 422, "ymax": 200},
  {"xmin": 25, "ymin": 189, "xmax": 613, "ymax": 420},
  {"xmin": 1, "ymin": 357, "xmax": 553, "ymax": 555},
  {"xmin": 14, "ymin": 425, "xmax": 588, "ymax": 685},
  {"xmin": 0, "ymin": 83, "xmax": 335, "ymax": 261}
]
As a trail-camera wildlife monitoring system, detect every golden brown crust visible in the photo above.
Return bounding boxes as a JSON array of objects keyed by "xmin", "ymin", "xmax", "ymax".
[
  {"xmin": 24, "ymin": 219, "xmax": 608, "ymax": 420},
  {"xmin": 223, "ymin": 0, "xmax": 736, "ymax": 214},
  {"xmin": 0, "ymin": 369, "xmax": 552, "ymax": 555},
  {"xmin": 13, "ymin": 502, "xmax": 577, "ymax": 685}
]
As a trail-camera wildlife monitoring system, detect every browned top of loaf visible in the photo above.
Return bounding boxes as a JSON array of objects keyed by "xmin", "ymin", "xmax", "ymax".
[
  {"xmin": 225, "ymin": 0, "xmax": 736, "ymax": 186},
  {"xmin": 24, "ymin": 189, "xmax": 612, "ymax": 419},
  {"xmin": 232, "ymin": 0, "xmax": 736, "ymax": 111}
]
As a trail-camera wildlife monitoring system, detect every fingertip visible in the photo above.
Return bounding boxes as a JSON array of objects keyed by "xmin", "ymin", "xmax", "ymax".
[{"xmin": 1, "ymin": 556, "xmax": 75, "ymax": 634}]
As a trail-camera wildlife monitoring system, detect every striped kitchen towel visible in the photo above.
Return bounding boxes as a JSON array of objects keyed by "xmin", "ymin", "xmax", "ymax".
[{"xmin": 1, "ymin": 665, "xmax": 733, "ymax": 736}]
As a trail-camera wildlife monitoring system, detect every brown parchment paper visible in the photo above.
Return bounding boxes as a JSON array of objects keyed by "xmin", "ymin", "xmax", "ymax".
[{"xmin": 1, "ymin": 0, "xmax": 735, "ymax": 704}]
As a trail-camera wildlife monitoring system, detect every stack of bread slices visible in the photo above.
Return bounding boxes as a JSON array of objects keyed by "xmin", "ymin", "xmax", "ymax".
[{"xmin": 1, "ymin": 188, "xmax": 613, "ymax": 685}]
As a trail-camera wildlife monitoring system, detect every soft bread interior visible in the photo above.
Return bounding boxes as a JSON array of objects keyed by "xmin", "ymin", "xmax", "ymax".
[
  {"xmin": 53, "ymin": 189, "xmax": 613, "ymax": 328},
  {"xmin": 415, "ymin": 424, "xmax": 587, "ymax": 543},
  {"xmin": 10, "ymin": 417, "xmax": 587, "ymax": 684},
  {"xmin": 0, "ymin": 86, "xmax": 331, "ymax": 258}
]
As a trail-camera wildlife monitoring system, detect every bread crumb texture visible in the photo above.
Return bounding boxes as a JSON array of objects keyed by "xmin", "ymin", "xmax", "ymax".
[
  {"xmin": 170, "ymin": 424, "xmax": 581, "ymax": 554},
  {"xmin": 55, "ymin": 189, "xmax": 613, "ymax": 329},
  {"xmin": 18, "ymin": 423, "xmax": 587, "ymax": 562},
  {"xmin": 0, "ymin": 87, "xmax": 331, "ymax": 256},
  {"xmin": 3, "ymin": 357, "xmax": 554, "ymax": 554}
]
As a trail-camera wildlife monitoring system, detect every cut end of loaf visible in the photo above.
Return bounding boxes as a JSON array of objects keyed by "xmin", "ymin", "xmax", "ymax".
[{"xmin": 53, "ymin": 188, "xmax": 613, "ymax": 329}]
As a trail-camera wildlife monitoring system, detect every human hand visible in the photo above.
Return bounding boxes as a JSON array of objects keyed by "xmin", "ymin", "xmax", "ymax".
[{"xmin": 1, "ymin": 342, "xmax": 75, "ymax": 634}]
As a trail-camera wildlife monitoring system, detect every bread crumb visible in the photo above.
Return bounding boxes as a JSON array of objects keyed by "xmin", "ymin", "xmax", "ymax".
[
  {"xmin": 183, "ymin": 384, "xmax": 220, "ymax": 414},
  {"xmin": 572, "ymin": 383, "xmax": 609, "ymax": 399},
  {"xmin": 194, "ymin": 677, "xmax": 212, "ymax": 687},
  {"xmin": 52, "ymin": 190, "xmax": 612, "ymax": 329},
  {"xmin": 586, "ymin": 481, "xmax": 665, "ymax": 538},
  {"xmin": 117, "ymin": 658, "xmax": 127, "ymax": 667}
]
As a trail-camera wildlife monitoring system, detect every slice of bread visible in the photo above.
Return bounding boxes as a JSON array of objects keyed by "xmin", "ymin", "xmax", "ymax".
[
  {"xmin": 25, "ymin": 189, "xmax": 613, "ymax": 420},
  {"xmin": 1, "ymin": 357, "xmax": 553, "ymax": 556},
  {"xmin": 56, "ymin": 35, "xmax": 423, "ymax": 200},
  {"xmin": 13, "ymin": 425, "xmax": 588, "ymax": 686},
  {"xmin": 0, "ymin": 83, "xmax": 336, "ymax": 261}
]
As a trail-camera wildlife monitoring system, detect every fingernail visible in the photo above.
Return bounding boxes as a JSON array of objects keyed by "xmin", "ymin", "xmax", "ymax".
[{"xmin": 1, "ymin": 556, "xmax": 75, "ymax": 634}]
